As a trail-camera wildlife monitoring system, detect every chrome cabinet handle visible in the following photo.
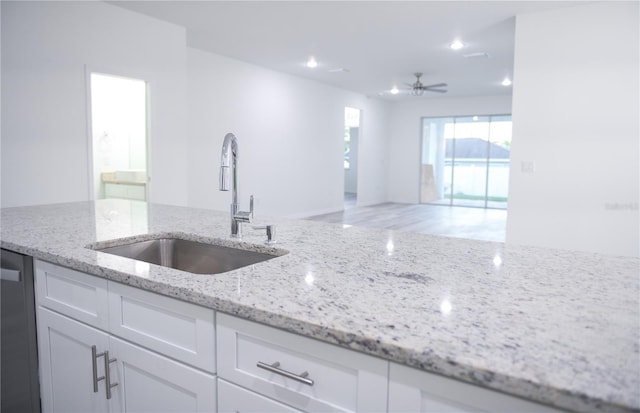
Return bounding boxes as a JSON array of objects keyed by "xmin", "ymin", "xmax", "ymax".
[
  {"xmin": 91, "ymin": 345, "xmax": 105, "ymax": 393},
  {"xmin": 103, "ymin": 351, "xmax": 118, "ymax": 400},
  {"xmin": 256, "ymin": 361, "xmax": 314, "ymax": 386}
]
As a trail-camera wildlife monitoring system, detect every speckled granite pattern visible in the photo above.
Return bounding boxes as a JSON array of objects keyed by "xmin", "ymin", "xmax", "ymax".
[{"xmin": 2, "ymin": 199, "xmax": 638, "ymax": 413}]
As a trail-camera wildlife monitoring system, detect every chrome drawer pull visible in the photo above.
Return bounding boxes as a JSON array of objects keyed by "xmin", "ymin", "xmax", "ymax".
[
  {"xmin": 91, "ymin": 345, "xmax": 106, "ymax": 393},
  {"xmin": 104, "ymin": 351, "xmax": 118, "ymax": 400},
  {"xmin": 256, "ymin": 361, "xmax": 314, "ymax": 386}
]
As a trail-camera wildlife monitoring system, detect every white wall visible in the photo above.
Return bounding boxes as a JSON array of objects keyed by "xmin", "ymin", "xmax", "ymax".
[
  {"xmin": 507, "ymin": 2, "xmax": 639, "ymax": 257},
  {"xmin": 186, "ymin": 48, "xmax": 390, "ymax": 218},
  {"xmin": 356, "ymin": 101, "xmax": 390, "ymax": 208},
  {"xmin": 1, "ymin": 1, "xmax": 189, "ymax": 207},
  {"xmin": 387, "ymin": 95, "xmax": 512, "ymax": 203},
  {"xmin": 1, "ymin": 1, "xmax": 390, "ymax": 215}
]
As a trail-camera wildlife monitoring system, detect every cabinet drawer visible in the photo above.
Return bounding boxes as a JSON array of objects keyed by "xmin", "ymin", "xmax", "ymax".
[
  {"xmin": 388, "ymin": 363, "xmax": 567, "ymax": 413},
  {"xmin": 108, "ymin": 281, "xmax": 215, "ymax": 373},
  {"xmin": 35, "ymin": 260, "xmax": 109, "ymax": 330},
  {"xmin": 217, "ymin": 313, "xmax": 388, "ymax": 412},
  {"xmin": 218, "ymin": 379, "xmax": 302, "ymax": 413}
]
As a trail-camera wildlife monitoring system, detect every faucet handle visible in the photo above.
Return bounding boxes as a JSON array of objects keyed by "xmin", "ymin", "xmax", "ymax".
[{"xmin": 234, "ymin": 195, "xmax": 254, "ymax": 223}]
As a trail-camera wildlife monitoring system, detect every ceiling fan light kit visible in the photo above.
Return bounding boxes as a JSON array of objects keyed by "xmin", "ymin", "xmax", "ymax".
[{"xmin": 402, "ymin": 72, "xmax": 448, "ymax": 96}]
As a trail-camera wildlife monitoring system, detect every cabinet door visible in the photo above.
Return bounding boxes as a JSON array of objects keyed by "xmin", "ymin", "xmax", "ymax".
[
  {"xmin": 388, "ymin": 363, "xmax": 566, "ymax": 413},
  {"xmin": 218, "ymin": 379, "xmax": 302, "ymax": 413},
  {"xmin": 37, "ymin": 307, "xmax": 111, "ymax": 413},
  {"xmin": 108, "ymin": 336, "xmax": 216, "ymax": 413}
]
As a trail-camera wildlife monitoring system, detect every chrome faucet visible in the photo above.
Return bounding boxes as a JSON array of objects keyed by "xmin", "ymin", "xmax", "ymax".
[{"xmin": 219, "ymin": 133, "xmax": 253, "ymax": 237}]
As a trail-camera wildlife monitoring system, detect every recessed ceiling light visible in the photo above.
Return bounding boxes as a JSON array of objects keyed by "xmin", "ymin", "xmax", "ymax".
[
  {"xmin": 306, "ymin": 57, "xmax": 318, "ymax": 68},
  {"xmin": 390, "ymin": 87, "xmax": 399, "ymax": 95},
  {"xmin": 449, "ymin": 40, "xmax": 464, "ymax": 50},
  {"xmin": 502, "ymin": 78, "xmax": 512, "ymax": 86}
]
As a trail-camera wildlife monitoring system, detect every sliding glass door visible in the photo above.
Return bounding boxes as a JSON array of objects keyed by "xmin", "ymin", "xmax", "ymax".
[{"xmin": 420, "ymin": 115, "xmax": 512, "ymax": 209}]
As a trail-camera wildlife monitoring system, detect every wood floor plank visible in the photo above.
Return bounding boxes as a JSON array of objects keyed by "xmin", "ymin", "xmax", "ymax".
[{"xmin": 305, "ymin": 201, "xmax": 506, "ymax": 242}]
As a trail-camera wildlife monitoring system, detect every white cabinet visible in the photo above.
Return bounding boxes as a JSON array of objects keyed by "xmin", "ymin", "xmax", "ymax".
[
  {"xmin": 34, "ymin": 260, "xmax": 570, "ymax": 413},
  {"xmin": 388, "ymin": 362, "xmax": 567, "ymax": 413},
  {"xmin": 109, "ymin": 337, "xmax": 216, "ymax": 413},
  {"xmin": 35, "ymin": 260, "xmax": 109, "ymax": 330},
  {"xmin": 37, "ymin": 307, "xmax": 110, "ymax": 413},
  {"xmin": 216, "ymin": 313, "xmax": 388, "ymax": 412},
  {"xmin": 34, "ymin": 260, "xmax": 216, "ymax": 413},
  {"xmin": 108, "ymin": 281, "xmax": 215, "ymax": 373},
  {"xmin": 218, "ymin": 379, "xmax": 302, "ymax": 413}
]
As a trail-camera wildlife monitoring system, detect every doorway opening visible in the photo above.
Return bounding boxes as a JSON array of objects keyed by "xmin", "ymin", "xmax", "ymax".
[
  {"xmin": 88, "ymin": 72, "xmax": 149, "ymax": 202},
  {"xmin": 344, "ymin": 107, "xmax": 361, "ymax": 209},
  {"xmin": 420, "ymin": 115, "xmax": 512, "ymax": 209}
]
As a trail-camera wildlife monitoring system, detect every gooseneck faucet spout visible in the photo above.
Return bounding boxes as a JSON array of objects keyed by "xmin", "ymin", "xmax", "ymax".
[
  {"xmin": 219, "ymin": 133, "xmax": 237, "ymax": 194},
  {"xmin": 219, "ymin": 133, "xmax": 253, "ymax": 237}
]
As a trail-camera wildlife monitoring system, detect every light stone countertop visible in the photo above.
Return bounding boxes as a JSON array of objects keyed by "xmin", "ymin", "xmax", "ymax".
[{"xmin": 1, "ymin": 199, "xmax": 638, "ymax": 413}]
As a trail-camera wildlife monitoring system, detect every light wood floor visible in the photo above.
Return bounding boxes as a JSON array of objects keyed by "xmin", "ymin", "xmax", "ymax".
[{"xmin": 306, "ymin": 199, "xmax": 506, "ymax": 242}]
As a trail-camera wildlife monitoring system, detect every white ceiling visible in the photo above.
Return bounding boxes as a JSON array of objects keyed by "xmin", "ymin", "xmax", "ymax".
[{"xmin": 108, "ymin": 1, "xmax": 587, "ymax": 100}]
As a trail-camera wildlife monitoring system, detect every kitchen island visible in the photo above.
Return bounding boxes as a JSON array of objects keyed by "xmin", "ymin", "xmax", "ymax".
[{"xmin": 1, "ymin": 199, "xmax": 638, "ymax": 413}]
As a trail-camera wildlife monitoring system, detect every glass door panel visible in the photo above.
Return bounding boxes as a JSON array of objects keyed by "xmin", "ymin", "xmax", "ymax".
[
  {"xmin": 421, "ymin": 117, "xmax": 452, "ymax": 205},
  {"xmin": 450, "ymin": 117, "xmax": 489, "ymax": 207}
]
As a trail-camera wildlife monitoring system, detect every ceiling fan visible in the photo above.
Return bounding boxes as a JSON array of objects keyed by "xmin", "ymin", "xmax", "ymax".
[{"xmin": 404, "ymin": 72, "xmax": 447, "ymax": 96}]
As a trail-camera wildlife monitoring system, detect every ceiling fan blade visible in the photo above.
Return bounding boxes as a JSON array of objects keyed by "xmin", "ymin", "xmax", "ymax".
[
  {"xmin": 424, "ymin": 83, "xmax": 448, "ymax": 89},
  {"xmin": 426, "ymin": 89, "xmax": 447, "ymax": 93}
]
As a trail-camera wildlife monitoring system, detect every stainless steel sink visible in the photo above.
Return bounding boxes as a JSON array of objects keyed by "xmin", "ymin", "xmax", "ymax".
[{"xmin": 94, "ymin": 238, "xmax": 281, "ymax": 274}]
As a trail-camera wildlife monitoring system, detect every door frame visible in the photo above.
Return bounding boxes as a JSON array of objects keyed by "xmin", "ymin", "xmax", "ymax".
[
  {"xmin": 419, "ymin": 114, "xmax": 512, "ymax": 209},
  {"xmin": 84, "ymin": 64, "xmax": 151, "ymax": 202}
]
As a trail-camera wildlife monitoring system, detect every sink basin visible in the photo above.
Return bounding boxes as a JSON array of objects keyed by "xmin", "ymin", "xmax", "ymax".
[{"xmin": 94, "ymin": 238, "xmax": 280, "ymax": 274}]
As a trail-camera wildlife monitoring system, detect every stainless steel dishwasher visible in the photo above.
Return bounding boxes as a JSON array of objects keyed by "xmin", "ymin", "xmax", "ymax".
[{"xmin": 1, "ymin": 249, "xmax": 41, "ymax": 412}]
